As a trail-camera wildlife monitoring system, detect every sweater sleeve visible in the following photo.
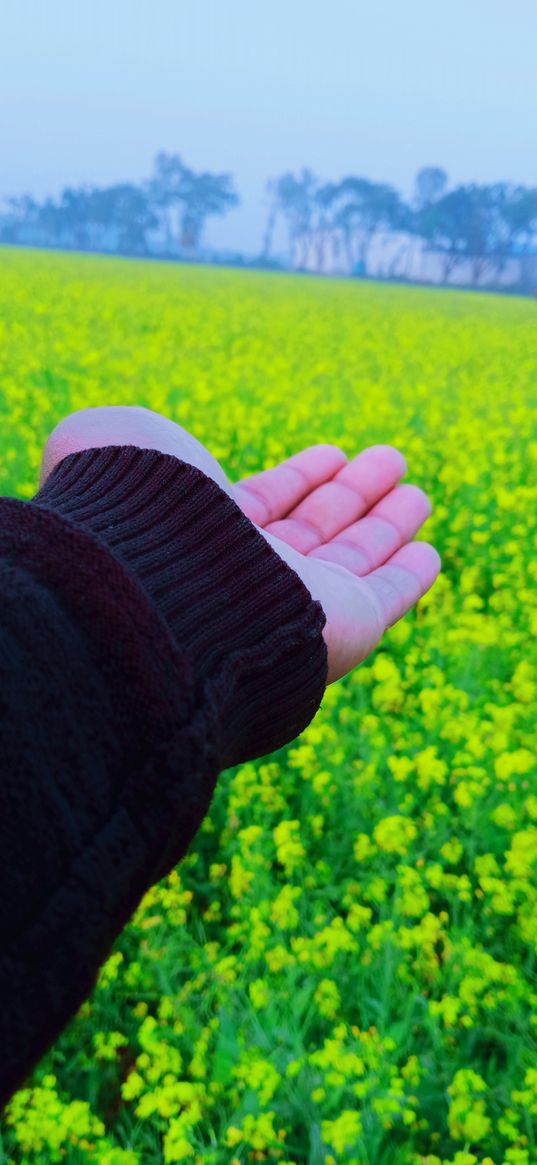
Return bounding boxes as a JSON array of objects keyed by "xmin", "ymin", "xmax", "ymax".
[{"xmin": 0, "ymin": 444, "xmax": 328, "ymax": 1109}]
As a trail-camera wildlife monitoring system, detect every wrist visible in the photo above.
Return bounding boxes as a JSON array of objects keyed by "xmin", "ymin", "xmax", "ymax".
[{"xmin": 33, "ymin": 445, "xmax": 328, "ymax": 767}]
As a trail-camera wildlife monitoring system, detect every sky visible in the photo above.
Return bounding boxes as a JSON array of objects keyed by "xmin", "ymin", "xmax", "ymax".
[{"xmin": 1, "ymin": 0, "xmax": 536, "ymax": 256}]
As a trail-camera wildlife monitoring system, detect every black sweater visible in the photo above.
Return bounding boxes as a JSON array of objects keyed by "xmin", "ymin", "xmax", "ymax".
[{"xmin": 0, "ymin": 445, "xmax": 328, "ymax": 1109}]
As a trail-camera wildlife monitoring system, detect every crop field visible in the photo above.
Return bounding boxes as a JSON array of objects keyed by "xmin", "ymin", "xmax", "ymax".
[{"xmin": 0, "ymin": 246, "xmax": 536, "ymax": 1165}]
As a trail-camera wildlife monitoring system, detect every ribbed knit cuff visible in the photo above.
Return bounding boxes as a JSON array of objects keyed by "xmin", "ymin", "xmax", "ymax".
[{"xmin": 33, "ymin": 446, "xmax": 328, "ymax": 768}]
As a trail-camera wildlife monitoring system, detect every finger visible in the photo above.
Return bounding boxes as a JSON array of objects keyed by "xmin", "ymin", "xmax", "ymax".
[
  {"xmin": 364, "ymin": 542, "xmax": 441, "ymax": 628},
  {"xmin": 308, "ymin": 483, "xmax": 432, "ymax": 574},
  {"xmin": 231, "ymin": 444, "xmax": 349, "ymax": 525},
  {"xmin": 264, "ymin": 444, "xmax": 408, "ymax": 553}
]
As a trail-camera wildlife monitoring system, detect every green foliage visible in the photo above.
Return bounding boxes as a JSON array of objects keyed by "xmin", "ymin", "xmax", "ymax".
[{"xmin": 0, "ymin": 248, "xmax": 536, "ymax": 1164}]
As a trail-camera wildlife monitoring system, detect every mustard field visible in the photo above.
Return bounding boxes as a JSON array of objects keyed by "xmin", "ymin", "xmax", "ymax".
[{"xmin": 0, "ymin": 246, "xmax": 536, "ymax": 1165}]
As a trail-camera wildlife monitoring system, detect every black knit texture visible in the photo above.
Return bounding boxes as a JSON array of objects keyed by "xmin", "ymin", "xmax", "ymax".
[
  {"xmin": 34, "ymin": 446, "xmax": 329, "ymax": 766},
  {"xmin": 0, "ymin": 445, "xmax": 328, "ymax": 1108}
]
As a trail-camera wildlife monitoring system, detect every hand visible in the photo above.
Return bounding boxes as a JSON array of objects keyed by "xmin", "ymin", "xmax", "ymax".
[{"xmin": 40, "ymin": 406, "xmax": 441, "ymax": 686}]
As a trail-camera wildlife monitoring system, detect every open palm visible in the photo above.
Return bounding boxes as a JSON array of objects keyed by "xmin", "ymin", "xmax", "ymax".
[
  {"xmin": 231, "ymin": 443, "xmax": 440, "ymax": 684},
  {"xmin": 40, "ymin": 407, "xmax": 441, "ymax": 687}
]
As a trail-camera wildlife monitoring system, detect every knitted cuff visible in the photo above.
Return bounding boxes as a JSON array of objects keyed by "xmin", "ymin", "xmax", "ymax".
[{"xmin": 33, "ymin": 446, "xmax": 328, "ymax": 767}]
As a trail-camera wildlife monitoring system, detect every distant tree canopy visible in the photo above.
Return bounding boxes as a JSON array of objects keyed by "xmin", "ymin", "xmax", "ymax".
[
  {"xmin": 414, "ymin": 166, "xmax": 449, "ymax": 211},
  {"xmin": 414, "ymin": 181, "xmax": 537, "ymax": 283},
  {"xmin": 2, "ymin": 154, "xmax": 537, "ymax": 290},
  {"xmin": 0, "ymin": 153, "xmax": 240, "ymax": 257},
  {"xmin": 263, "ymin": 166, "xmax": 537, "ymax": 286},
  {"xmin": 148, "ymin": 152, "xmax": 239, "ymax": 250}
]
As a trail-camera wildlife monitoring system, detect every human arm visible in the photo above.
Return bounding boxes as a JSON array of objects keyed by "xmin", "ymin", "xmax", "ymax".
[
  {"xmin": 0, "ymin": 443, "xmax": 328, "ymax": 1108},
  {"xmin": 0, "ymin": 403, "xmax": 439, "ymax": 1108}
]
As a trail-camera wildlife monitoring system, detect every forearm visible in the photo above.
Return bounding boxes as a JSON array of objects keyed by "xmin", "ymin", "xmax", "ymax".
[
  {"xmin": 0, "ymin": 448, "xmax": 327, "ymax": 1106},
  {"xmin": 0, "ymin": 498, "xmax": 210, "ymax": 1106}
]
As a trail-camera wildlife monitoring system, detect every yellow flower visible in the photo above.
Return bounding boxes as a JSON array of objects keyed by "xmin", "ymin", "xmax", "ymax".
[
  {"xmin": 249, "ymin": 978, "xmax": 271, "ymax": 1010},
  {"xmin": 447, "ymin": 1069, "xmax": 491, "ymax": 1143},
  {"xmin": 273, "ymin": 820, "xmax": 306, "ymax": 875},
  {"xmin": 387, "ymin": 753, "xmax": 415, "ymax": 782},
  {"xmin": 491, "ymin": 802, "xmax": 518, "ymax": 829},
  {"xmin": 374, "ymin": 814, "xmax": 418, "ymax": 855},
  {"xmin": 224, "ymin": 1112, "xmax": 279, "ymax": 1151},
  {"xmin": 414, "ymin": 746, "xmax": 448, "ymax": 791},
  {"xmin": 353, "ymin": 832, "xmax": 377, "ymax": 862},
  {"xmin": 347, "ymin": 901, "xmax": 373, "ymax": 932},
  {"xmin": 440, "ymin": 837, "xmax": 464, "ymax": 864},
  {"xmin": 270, "ymin": 884, "xmax": 302, "ymax": 930},
  {"xmin": 322, "ymin": 1110, "xmax": 363, "ymax": 1153},
  {"xmin": 314, "ymin": 977, "xmax": 341, "ymax": 1018},
  {"xmin": 229, "ymin": 853, "xmax": 254, "ymax": 898},
  {"xmin": 495, "ymin": 749, "xmax": 535, "ymax": 782},
  {"xmin": 396, "ymin": 866, "xmax": 430, "ymax": 917},
  {"xmin": 505, "ymin": 828, "xmax": 537, "ymax": 877}
]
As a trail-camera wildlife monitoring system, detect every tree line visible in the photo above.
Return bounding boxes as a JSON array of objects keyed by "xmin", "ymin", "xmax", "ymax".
[
  {"xmin": 0, "ymin": 153, "xmax": 239, "ymax": 259},
  {"xmin": 1, "ymin": 155, "xmax": 537, "ymax": 289},
  {"xmin": 265, "ymin": 167, "xmax": 537, "ymax": 286}
]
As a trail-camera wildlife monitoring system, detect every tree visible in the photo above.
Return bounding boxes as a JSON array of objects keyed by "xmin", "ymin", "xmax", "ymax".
[
  {"xmin": 419, "ymin": 184, "xmax": 500, "ymax": 285},
  {"xmin": 148, "ymin": 153, "xmax": 190, "ymax": 250},
  {"xmin": 177, "ymin": 170, "xmax": 239, "ymax": 249},
  {"xmin": 89, "ymin": 185, "xmax": 158, "ymax": 254},
  {"xmin": 1, "ymin": 195, "xmax": 40, "ymax": 242},
  {"xmin": 323, "ymin": 177, "xmax": 406, "ymax": 273},
  {"xmin": 312, "ymin": 182, "xmax": 339, "ymax": 271},
  {"xmin": 36, "ymin": 198, "xmax": 65, "ymax": 245},
  {"xmin": 460, "ymin": 185, "xmax": 498, "ymax": 284},
  {"xmin": 261, "ymin": 178, "xmax": 279, "ymax": 261},
  {"xmin": 490, "ymin": 184, "xmax": 537, "ymax": 277},
  {"xmin": 414, "ymin": 167, "xmax": 448, "ymax": 210},
  {"xmin": 272, "ymin": 169, "xmax": 319, "ymax": 269},
  {"xmin": 57, "ymin": 187, "xmax": 94, "ymax": 249},
  {"xmin": 148, "ymin": 153, "xmax": 238, "ymax": 251},
  {"xmin": 503, "ymin": 185, "xmax": 537, "ymax": 250},
  {"xmin": 418, "ymin": 188, "xmax": 468, "ymax": 282}
]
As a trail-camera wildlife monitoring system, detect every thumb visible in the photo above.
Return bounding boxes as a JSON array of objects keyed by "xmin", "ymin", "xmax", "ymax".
[{"xmin": 40, "ymin": 405, "xmax": 235, "ymax": 500}]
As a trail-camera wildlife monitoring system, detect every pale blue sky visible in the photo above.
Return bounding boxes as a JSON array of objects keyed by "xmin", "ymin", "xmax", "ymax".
[{"xmin": 1, "ymin": 0, "xmax": 535, "ymax": 255}]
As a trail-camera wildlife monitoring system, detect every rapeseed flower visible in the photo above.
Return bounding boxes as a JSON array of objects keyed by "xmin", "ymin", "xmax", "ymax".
[{"xmin": 1, "ymin": 250, "xmax": 535, "ymax": 1164}]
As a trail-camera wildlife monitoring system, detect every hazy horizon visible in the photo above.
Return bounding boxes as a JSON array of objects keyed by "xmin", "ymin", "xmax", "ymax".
[{"xmin": 1, "ymin": 0, "xmax": 536, "ymax": 256}]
